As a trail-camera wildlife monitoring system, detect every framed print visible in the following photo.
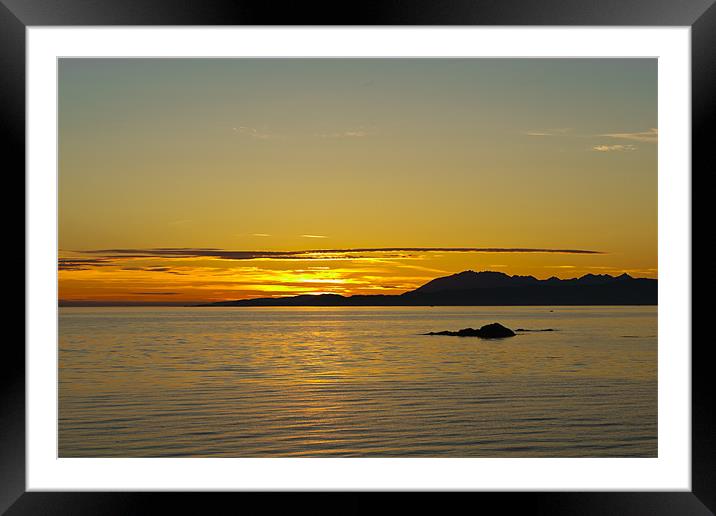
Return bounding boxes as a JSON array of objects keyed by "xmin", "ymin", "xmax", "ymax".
[{"xmin": 5, "ymin": 0, "xmax": 710, "ymax": 513}]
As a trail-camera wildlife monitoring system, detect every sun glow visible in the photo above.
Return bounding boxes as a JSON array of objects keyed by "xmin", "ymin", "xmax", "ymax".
[{"xmin": 58, "ymin": 247, "xmax": 658, "ymax": 305}]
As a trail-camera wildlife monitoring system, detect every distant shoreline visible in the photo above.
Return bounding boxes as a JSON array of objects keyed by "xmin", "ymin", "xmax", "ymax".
[{"xmin": 59, "ymin": 270, "xmax": 658, "ymax": 307}]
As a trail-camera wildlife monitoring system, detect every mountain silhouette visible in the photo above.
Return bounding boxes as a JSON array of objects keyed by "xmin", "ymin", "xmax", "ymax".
[
  {"xmin": 413, "ymin": 270, "xmax": 540, "ymax": 293},
  {"xmin": 202, "ymin": 270, "xmax": 656, "ymax": 307}
]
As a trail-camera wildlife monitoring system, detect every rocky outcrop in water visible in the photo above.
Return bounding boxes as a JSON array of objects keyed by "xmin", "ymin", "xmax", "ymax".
[{"xmin": 424, "ymin": 322, "xmax": 516, "ymax": 339}]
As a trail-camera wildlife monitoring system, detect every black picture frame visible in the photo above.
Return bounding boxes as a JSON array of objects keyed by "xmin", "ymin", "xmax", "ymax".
[{"xmin": 4, "ymin": 1, "xmax": 709, "ymax": 514}]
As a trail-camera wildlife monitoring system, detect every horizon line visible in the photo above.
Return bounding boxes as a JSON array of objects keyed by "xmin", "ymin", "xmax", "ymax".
[{"xmin": 58, "ymin": 269, "xmax": 656, "ymax": 306}]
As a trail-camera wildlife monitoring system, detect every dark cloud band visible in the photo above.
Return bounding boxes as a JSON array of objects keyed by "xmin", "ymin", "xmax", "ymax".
[{"xmin": 61, "ymin": 246, "xmax": 603, "ymax": 269}]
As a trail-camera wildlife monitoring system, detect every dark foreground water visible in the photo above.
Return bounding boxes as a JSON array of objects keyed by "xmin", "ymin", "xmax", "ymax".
[{"xmin": 59, "ymin": 306, "xmax": 657, "ymax": 457}]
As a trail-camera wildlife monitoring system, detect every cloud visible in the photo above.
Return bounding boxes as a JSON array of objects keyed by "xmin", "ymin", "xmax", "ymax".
[
  {"xmin": 301, "ymin": 234, "xmax": 328, "ymax": 239},
  {"xmin": 70, "ymin": 246, "xmax": 605, "ymax": 265},
  {"xmin": 58, "ymin": 258, "xmax": 115, "ymax": 270},
  {"xmin": 232, "ymin": 126, "xmax": 275, "ymax": 140},
  {"xmin": 592, "ymin": 144, "xmax": 637, "ymax": 152},
  {"xmin": 120, "ymin": 266, "xmax": 188, "ymax": 275},
  {"xmin": 525, "ymin": 127, "xmax": 657, "ymax": 150},
  {"xmin": 317, "ymin": 129, "xmax": 370, "ymax": 138},
  {"xmin": 251, "ymin": 233, "xmax": 271, "ymax": 237},
  {"xmin": 233, "ymin": 126, "xmax": 373, "ymax": 140},
  {"xmin": 525, "ymin": 128, "xmax": 573, "ymax": 137},
  {"xmin": 599, "ymin": 128, "xmax": 657, "ymax": 143},
  {"xmin": 130, "ymin": 292, "xmax": 180, "ymax": 295}
]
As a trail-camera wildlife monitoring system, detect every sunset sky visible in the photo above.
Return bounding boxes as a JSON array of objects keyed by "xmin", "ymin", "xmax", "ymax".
[{"xmin": 59, "ymin": 58, "xmax": 657, "ymax": 304}]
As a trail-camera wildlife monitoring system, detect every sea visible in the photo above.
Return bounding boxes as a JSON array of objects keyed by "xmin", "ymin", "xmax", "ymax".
[{"xmin": 59, "ymin": 306, "xmax": 657, "ymax": 457}]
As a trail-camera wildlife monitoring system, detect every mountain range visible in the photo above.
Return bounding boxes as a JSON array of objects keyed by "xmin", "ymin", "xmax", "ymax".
[{"xmin": 202, "ymin": 270, "xmax": 657, "ymax": 306}]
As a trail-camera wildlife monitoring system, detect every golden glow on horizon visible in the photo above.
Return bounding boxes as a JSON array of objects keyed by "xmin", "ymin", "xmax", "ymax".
[{"xmin": 58, "ymin": 250, "xmax": 658, "ymax": 303}]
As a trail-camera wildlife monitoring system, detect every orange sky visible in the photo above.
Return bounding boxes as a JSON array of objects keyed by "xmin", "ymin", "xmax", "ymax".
[
  {"xmin": 58, "ymin": 59, "xmax": 657, "ymax": 304},
  {"xmin": 58, "ymin": 247, "xmax": 656, "ymax": 304}
]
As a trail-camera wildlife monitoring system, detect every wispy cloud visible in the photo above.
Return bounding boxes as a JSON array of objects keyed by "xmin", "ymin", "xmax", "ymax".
[
  {"xmin": 524, "ymin": 127, "xmax": 657, "ymax": 150},
  {"xmin": 130, "ymin": 292, "xmax": 180, "ymax": 295},
  {"xmin": 233, "ymin": 126, "xmax": 373, "ymax": 140},
  {"xmin": 301, "ymin": 234, "xmax": 328, "ymax": 239},
  {"xmin": 525, "ymin": 128, "xmax": 573, "ymax": 137},
  {"xmin": 168, "ymin": 219, "xmax": 192, "ymax": 226},
  {"xmin": 120, "ymin": 266, "xmax": 188, "ymax": 275},
  {"xmin": 67, "ymin": 246, "xmax": 605, "ymax": 268},
  {"xmin": 251, "ymin": 233, "xmax": 271, "ymax": 237},
  {"xmin": 592, "ymin": 144, "xmax": 637, "ymax": 152},
  {"xmin": 316, "ymin": 129, "xmax": 370, "ymax": 139},
  {"xmin": 232, "ymin": 126, "xmax": 275, "ymax": 140},
  {"xmin": 600, "ymin": 128, "xmax": 657, "ymax": 143},
  {"xmin": 58, "ymin": 258, "xmax": 115, "ymax": 271}
]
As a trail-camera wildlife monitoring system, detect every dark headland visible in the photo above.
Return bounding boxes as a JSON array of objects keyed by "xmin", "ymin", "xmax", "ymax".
[{"xmin": 200, "ymin": 270, "xmax": 657, "ymax": 307}]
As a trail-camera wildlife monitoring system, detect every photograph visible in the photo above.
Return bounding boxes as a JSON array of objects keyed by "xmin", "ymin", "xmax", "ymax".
[{"xmin": 58, "ymin": 57, "xmax": 658, "ymax": 458}]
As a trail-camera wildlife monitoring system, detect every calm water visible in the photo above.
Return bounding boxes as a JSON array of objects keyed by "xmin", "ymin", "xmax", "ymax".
[{"xmin": 59, "ymin": 306, "xmax": 657, "ymax": 457}]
